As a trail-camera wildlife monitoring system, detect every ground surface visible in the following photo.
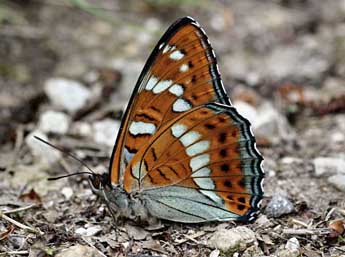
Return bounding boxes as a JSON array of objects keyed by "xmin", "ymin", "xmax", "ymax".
[{"xmin": 0, "ymin": 0, "xmax": 345, "ymax": 256}]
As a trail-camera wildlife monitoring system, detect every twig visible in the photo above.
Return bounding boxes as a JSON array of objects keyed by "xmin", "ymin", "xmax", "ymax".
[
  {"xmin": 3, "ymin": 204, "xmax": 37, "ymax": 215},
  {"xmin": 291, "ymin": 218, "xmax": 309, "ymax": 228},
  {"xmin": 283, "ymin": 228, "xmax": 329, "ymax": 236},
  {"xmin": 0, "ymin": 250, "xmax": 29, "ymax": 256},
  {"xmin": 174, "ymin": 231, "xmax": 206, "ymax": 245},
  {"xmin": 334, "ymin": 246, "xmax": 345, "ymax": 253},
  {"xmin": 338, "ymin": 208, "xmax": 345, "ymax": 216},
  {"xmin": 325, "ymin": 207, "xmax": 336, "ymax": 221},
  {"xmin": 0, "ymin": 212, "xmax": 39, "ymax": 234},
  {"xmin": 0, "ymin": 205, "xmax": 43, "ymax": 235}
]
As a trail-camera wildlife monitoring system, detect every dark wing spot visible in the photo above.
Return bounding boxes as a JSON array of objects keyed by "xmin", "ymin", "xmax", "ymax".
[
  {"xmin": 157, "ymin": 168, "xmax": 170, "ymax": 181},
  {"xmin": 191, "ymin": 94, "xmax": 198, "ymax": 100},
  {"xmin": 231, "ymin": 130, "xmax": 237, "ymax": 137},
  {"xmin": 218, "ymin": 116, "xmax": 226, "ymax": 123},
  {"xmin": 180, "ymin": 48, "xmax": 186, "ymax": 54},
  {"xmin": 219, "ymin": 132, "xmax": 227, "ymax": 143},
  {"xmin": 237, "ymin": 204, "xmax": 246, "ymax": 211},
  {"xmin": 227, "ymin": 195, "xmax": 234, "ymax": 201},
  {"xmin": 220, "ymin": 164, "xmax": 229, "ymax": 172},
  {"xmin": 205, "ymin": 123, "xmax": 216, "ymax": 129},
  {"xmin": 238, "ymin": 197, "xmax": 246, "ymax": 203},
  {"xmin": 220, "ymin": 148, "xmax": 227, "ymax": 157},
  {"xmin": 224, "ymin": 180, "xmax": 232, "ymax": 188},
  {"xmin": 238, "ymin": 178, "xmax": 246, "ymax": 188},
  {"xmin": 188, "ymin": 61, "xmax": 194, "ymax": 68},
  {"xmin": 150, "ymin": 106, "xmax": 161, "ymax": 113},
  {"xmin": 151, "ymin": 148, "xmax": 157, "ymax": 161},
  {"xmin": 191, "ymin": 75, "xmax": 197, "ymax": 83},
  {"xmin": 135, "ymin": 113, "xmax": 156, "ymax": 122}
]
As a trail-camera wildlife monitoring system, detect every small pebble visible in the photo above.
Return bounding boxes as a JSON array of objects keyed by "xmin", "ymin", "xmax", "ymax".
[
  {"xmin": 328, "ymin": 174, "xmax": 345, "ymax": 192},
  {"xmin": 70, "ymin": 121, "xmax": 93, "ymax": 137},
  {"xmin": 61, "ymin": 187, "xmax": 74, "ymax": 200},
  {"xmin": 93, "ymin": 119, "xmax": 120, "ymax": 147},
  {"xmin": 38, "ymin": 110, "xmax": 70, "ymax": 135},
  {"xmin": 44, "ymin": 78, "xmax": 91, "ymax": 113},
  {"xmin": 75, "ymin": 226, "xmax": 102, "ymax": 236},
  {"xmin": 285, "ymin": 237, "xmax": 300, "ymax": 251},
  {"xmin": 25, "ymin": 131, "xmax": 61, "ymax": 164},
  {"xmin": 208, "ymin": 226, "xmax": 256, "ymax": 252},
  {"xmin": 313, "ymin": 157, "xmax": 345, "ymax": 177},
  {"xmin": 56, "ymin": 244, "xmax": 103, "ymax": 257},
  {"xmin": 233, "ymin": 101, "xmax": 258, "ymax": 125},
  {"xmin": 265, "ymin": 193, "xmax": 294, "ymax": 218}
]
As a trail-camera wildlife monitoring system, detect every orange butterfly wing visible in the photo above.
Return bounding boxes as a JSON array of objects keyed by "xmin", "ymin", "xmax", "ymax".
[
  {"xmin": 109, "ymin": 17, "xmax": 230, "ymax": 185},
  {"xmin": 123, "ymin": 103, "xmax": 264, "ymax": 221}
]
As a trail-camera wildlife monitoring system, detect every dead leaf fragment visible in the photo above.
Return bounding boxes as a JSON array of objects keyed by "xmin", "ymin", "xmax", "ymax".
[
  {"xmin": 0, "ymin": 224, "xmax": 15, "ymax": 241},
  {"xmin": 19, "ymin": 188, "xmax": 42, "ymax": 203}
]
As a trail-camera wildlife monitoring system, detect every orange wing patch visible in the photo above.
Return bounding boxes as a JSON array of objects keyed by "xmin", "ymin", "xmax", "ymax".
[
  {"xmin": 110, "ymin": 19, "xmax": 229, "ymax": 186},
  {"xmin": 123, "ymin": 104, "xmax": 263, "ymax": 216}
]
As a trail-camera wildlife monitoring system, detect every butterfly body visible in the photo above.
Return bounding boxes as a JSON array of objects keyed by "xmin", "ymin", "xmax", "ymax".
[{"xmin": 90, "ymin": 17, "xmax": 264, "ymax": 224}]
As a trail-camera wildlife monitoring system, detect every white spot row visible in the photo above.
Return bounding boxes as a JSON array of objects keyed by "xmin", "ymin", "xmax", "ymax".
[
  {"xmin": 172, "ymin": 99, "xmax": 192, "ymax": 112},
  {"xmin": 170, "ymin": 122, "xmax": 221, "ymax": 203},
  {"xmin": 129, "ymin": 121, "xmax": 156, "ymax": 136},
  {"xmin": 180, "ymin": 63, "xmax": 189, "ymax": 72},
  {"xmin": 169, "ymin": 50, "xmax": 184, "ymax": 60},
  {"xmin": 169, "ymin": 84, "xmax": 184, "ymax": 96},
  {"xmin": 162, "ymin": 44, "xmax": 176, "ymax": 54},
  {"xmin": 146, "ymin": 76, "xmax": 185, "ymax": 97},
  {"xmin": 153, "ymin": 80, "xmax": 172, "ymax": 94}
]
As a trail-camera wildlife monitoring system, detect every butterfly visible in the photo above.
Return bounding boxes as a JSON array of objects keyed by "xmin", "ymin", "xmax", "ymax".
[{"xmin": 89, "ymin": 16, "xmax": 264, "ymax": 223}]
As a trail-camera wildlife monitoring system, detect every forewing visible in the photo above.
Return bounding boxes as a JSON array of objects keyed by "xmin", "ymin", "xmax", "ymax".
[
  {"xmin": 109, "ymin": 17, "xmax": 230, "ymax": 185},
  {"xmin": 123, "ymin": 103, "xmax": 264, "ymax": 222}
]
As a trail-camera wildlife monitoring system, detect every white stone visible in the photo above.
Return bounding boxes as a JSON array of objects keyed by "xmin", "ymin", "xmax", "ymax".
[
  {"xmin": 70, "ymin": 122, "xmax": 92, "ymax": 137},
  {"xmin": 92, "ymin": 119, "xmax": 120, "ymax": 147},
  {"xmin": 285, "ymin": 237, "xmax": 300, "ymax": 251},
  {"xmin": 44, "ymin": 78, "xmax": 91, "ymax": 113},
  {"xmin": 75, "ymin": 226, "xmax": 102, "ymax": 236},
  {"xmin": 313, "ymin": 157, "xmax": 345, "ymax": 177},
  {"xmin": 233, "ymin": 101, "xmax": 258, "ymax": 125},
  {"xmin": 328, "ymin": 174, "xmax": 345, "ymax": 192},
  {"xmin": 26, "ymin": 131, "xmax": 62, "ymax": 164},
  {"xmin": 252, "ymin": 102, "xmax": 296, "ymax": 144},
  {"xmin": 265, "ymin": 193, "xmax": 294, "ymax": 218},
  {"xmin": 38, "ymin": 110, "xmax": 70, "ymax": 135},
  {"xmin": 208, "ymin": 226, "xmax": 257, "ymax": 252},
  {"xmin": 331, "ymin": 132, "xmax": 345, "ymax": 143},
  {"xmin": 61, "ymin": 187, "xmax": 73, "ymax": 200},
  {"xmin": 55, "ymin": 244, "xmax": 104, "ymax": 257}
]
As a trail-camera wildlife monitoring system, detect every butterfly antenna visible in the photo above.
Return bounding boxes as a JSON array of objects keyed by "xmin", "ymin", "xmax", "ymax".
[
  {"xmin": 33, "ymin": 136, "xmax": 95, "ymax": 175},
  {"xmin": 47, "ymin": 172, "xmax": 94, "ymax": 181}
]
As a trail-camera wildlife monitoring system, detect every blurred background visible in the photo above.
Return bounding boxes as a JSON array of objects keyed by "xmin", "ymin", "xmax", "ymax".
[
  {"xmin": 0, "ymin": 0, "xmax": 345, "ymax": 256},
  {"xmin": 1, "ymin": 0, "xmax": 344, "ymax": 141}
]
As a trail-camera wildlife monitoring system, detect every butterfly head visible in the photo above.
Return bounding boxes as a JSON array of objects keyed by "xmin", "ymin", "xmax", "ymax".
[{"xmin": 88, "ymin": 173, "xmax": 111, "ymax": 196}]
